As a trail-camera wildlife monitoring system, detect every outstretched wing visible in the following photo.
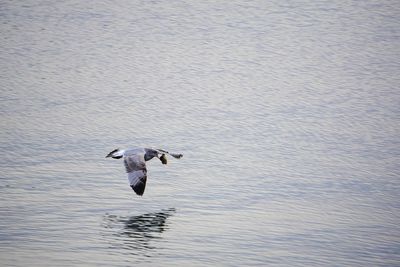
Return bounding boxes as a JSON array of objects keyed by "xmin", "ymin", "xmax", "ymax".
[
  {"xmin": 155, "ymin": 148, "xmax": 183, "ymax": 159},
  {"xmin": 124, "ymin": 154, "xmax": 147, "ymax": 196}
]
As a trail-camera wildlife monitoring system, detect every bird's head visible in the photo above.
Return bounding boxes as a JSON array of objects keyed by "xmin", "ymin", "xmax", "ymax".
[
  {"xmin": 106, "ymin": 148, "xmax": 124, "ymax": 159},
  {"xmin": 159, "ymin": 154, "xmax": 167, "ymax": 164}
]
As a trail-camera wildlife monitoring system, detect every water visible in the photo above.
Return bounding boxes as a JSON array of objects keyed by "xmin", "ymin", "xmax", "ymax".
[{"xmin": 1, "ymin": 0, "xmax": 399, "ymax": 266}]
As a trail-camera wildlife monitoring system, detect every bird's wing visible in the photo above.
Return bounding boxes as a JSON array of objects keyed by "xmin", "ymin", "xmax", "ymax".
[
  {"xmin": 124, "ymin": 154, "xmax": 147, "ymax": 196},
  {"xmin": 154, "ymin": 148, "xmax": 183, "ymax": 159}
]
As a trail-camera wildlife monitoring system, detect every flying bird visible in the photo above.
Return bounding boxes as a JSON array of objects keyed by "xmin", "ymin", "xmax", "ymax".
[{"xmin": 106, "ymin": 148, "xmax": 183, "ymax": 196}]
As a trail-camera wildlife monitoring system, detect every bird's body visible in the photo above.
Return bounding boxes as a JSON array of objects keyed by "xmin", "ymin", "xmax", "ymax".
[{"xmin": 106, "ymin": 148, "xmax": 182, "ymax": 196}]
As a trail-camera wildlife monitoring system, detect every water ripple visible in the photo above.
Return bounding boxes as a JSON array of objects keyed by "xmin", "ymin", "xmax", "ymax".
[{"xmin": 102, "ymin": 208, "xmax": 176, "ymax": 257}]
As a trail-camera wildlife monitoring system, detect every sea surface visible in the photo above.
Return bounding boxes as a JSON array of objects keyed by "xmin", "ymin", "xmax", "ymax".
[{"xmin": 1, "ymin": 1, "xmax": 399, "ymax": 266}]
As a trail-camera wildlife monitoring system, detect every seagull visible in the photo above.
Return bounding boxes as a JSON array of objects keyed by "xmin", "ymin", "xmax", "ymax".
[{"xmin": 106, "ymin": 148, "xmax": 183, "ymax": 196}]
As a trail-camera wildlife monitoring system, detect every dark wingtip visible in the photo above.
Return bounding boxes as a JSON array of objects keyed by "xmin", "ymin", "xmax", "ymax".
[
  {"xmin": 106, "ymin": 148, "xmax": 119, "ymax": 158},
  {"xmin": 131, "ymin": 182, "xmax": 146, "ymax": 196},
  {"xmin": 171, "ymin": 153, "xmax": 183, "ymax": 159}
]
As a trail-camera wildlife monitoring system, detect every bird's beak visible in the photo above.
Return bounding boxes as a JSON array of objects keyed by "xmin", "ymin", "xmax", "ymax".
[{"xmin": 105, "ymin": 153, "xmax": 112, "ymax": 158}]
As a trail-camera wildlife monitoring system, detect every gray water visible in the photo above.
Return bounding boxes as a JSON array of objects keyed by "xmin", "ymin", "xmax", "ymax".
[{"xmin": 1, "ymin": 0, "xmax": 399, "ymax": 266}]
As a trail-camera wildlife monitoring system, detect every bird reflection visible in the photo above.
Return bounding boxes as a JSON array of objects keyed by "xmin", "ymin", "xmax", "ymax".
[{"xmin": 102, "ymin": 208, "xmax": 176, "ymax": 255}]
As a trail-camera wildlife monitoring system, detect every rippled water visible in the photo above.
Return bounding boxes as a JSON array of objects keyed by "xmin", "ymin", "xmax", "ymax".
[{"xmin": 1, "ymin": 0, "xmax": 399, "ymax": 266}]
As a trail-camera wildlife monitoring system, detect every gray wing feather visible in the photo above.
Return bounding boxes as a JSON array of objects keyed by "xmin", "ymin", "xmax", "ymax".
[
  {"xmin": 124, "ymin": 154, "xmax": 147, "ymax": 196},
  {"xmin": 124, "ymin": 154, "xmax": 146, "ymax": 172}
]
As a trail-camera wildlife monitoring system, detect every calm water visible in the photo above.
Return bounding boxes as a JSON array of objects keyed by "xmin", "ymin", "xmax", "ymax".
[{"xmin": 1, "ymin": 0, "xmax": 399, "ymax": 266}]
